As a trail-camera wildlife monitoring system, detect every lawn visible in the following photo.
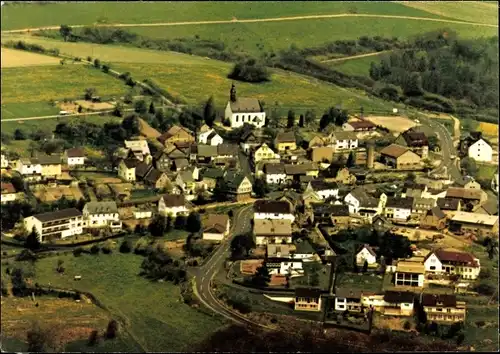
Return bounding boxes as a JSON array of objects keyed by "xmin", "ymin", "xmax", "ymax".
[
  {"xmin": 335, "ymin": 271, "xmax": 384, "ymax": 293},
  {"xmin": 324, "ymin": 54, "xmax": 384, "ymax": 77},
  {"xmin": 1, "ymin": 64, "xmax": 128, "ymax": 105},
  {"xmin": 14, "ymin": 252, "xmax": 226, "ymax": 352},
  {"xmin": 0, "ymin": 2, "xmax": 453, "ymax": 31},
  {"xmin": 1, "ymin": 102, "xmax": 60, "ymax": 120},
  {"xmin": 475, "ymin": 163, "xmax": 497, "ymax": 181}
]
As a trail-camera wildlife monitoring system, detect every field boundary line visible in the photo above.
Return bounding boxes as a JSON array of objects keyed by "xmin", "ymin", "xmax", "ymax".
[{"xmin": 1, "ymin": 13, "xmax": 497, "ymax": 34}]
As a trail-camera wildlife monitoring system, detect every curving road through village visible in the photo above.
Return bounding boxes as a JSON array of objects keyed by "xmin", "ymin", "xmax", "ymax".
[{"xmin": 191, "ymin": 204, "xmax": 272, "ymax": 330}]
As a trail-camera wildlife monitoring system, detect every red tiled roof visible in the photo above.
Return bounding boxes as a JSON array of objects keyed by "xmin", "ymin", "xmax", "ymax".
[
  {"xmin": 434, "ymin": 249, "xmax": 479, "ymax": 266},
  {"xmin": 1, "ymin": 182, "xmax": 16, "ymax": 194}
]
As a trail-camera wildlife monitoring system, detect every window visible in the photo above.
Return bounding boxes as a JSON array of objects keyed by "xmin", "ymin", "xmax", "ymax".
[{"xmin": 430, "ymin": 266, "xmax": 436, "ymax": 270}]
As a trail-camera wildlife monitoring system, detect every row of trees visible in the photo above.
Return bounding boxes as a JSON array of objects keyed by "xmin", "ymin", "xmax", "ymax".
[{"xmin": 148, "ymin": 212, "xmax": 202, "ymax": 237}]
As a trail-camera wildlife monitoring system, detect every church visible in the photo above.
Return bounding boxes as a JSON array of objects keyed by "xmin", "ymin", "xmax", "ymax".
[{"xmin": 224, "ymin": 84, "xmax": 266, "ymax": 128}]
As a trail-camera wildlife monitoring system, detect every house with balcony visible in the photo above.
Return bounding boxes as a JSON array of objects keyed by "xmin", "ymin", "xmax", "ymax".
[
  {"xmin": 83, "ymin": 201, "xmax": 122, "ymax": 231},
  {"xmin": 381, "ymin": 291, "xmax": 415, "ymax": 316},
  {"xmin": 24, "ymin": 208, "xmax": 84, "ymax": 243},
  {"xmin": 384, "ymin": 197, "xmax": 414, "ymax": 222},
  {"xmin": 420, "ymin": 293, "xmax": 466, "ymax": 323},
  {"xmin": 264, "ymin": 163, "xmax": 286, "ymax": 185},
  {"xmin": 254, "ymin": 218, "xmax": 292, "ymax": 245},
  {"xmin": 394, "ymin": 261, "xmax": 425, "ymax": 288},
  {"xmin": 294, "ymin": 287, "xmax": 323, "ymax": 312},
  {"xmin": 327, "ymin": 131, "xmax": 358, "ymax": 151},
  {"xmin": 424, "ymin": 249, "xmax": 480, "ymax": 280},
  {"xmin": 334, "ymin": 288, "xmax": 365, "ymax": 312}
]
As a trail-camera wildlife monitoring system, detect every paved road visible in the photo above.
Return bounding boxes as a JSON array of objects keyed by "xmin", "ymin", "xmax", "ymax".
[
  {"xmin": 2, "ymin": 13, "xmax": 496, "ymax": 34},
  {"xmin": 0, "ymin": 108, "xmax": 135, "ymax": 122},
  {"xmin": 418, "ymin": 114, "xmax": 464, "ymax": 183},
  {"xmin": 192, "ymin": 204, "xmax": 270, "ymax": 329}
]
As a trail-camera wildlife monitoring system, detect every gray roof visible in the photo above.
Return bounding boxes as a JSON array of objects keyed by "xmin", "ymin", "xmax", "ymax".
[
  {"xmin": 309, "ymin": 180, "xmax": 338, "ymax": 191},
  {"xmin": 85, "ymin": 201, "xmax": 118, "ymax": 214},
  {"xmin": 229, "ymin": 98, "xmax": 262, "ymax": 113},
  {"xmin": 174, "ymin": 158, "xmax": 189, "ymax": 169},
  {"xmin": 428, "ymin": 206, "xmax": 446, "ymax": 219},
  {"xmin": 135, "ymin": 162, "xmax": 152, "ymax": 179},
  {"xmin": 275, "ymin": 131, "xmax": 296, "ymax": 143},
  {"xmin": 264, "ymin": 163, "xmax": 286, "ymax": 174},
  {"xmin": 202, "ymin": 167, "xmax": 225, "ymax": 180},
  {"xmin": 217, "ymin": 143, "xmax": 238, "ymax": 156},
  {"xmin": 66, "ymin": 148, "xmax": 85, "ymax": 158},
  {"xmin": 285, "ymin": 163, "xmax": 317, "ymax": 175},
  {"xmin": 29, "ymin": 154, "xmax": 61, "ymax": 165},
  {"xmin": 161, "ymin": 194, "xmax": 186, "ymax": 207},
  {"xmin": 197, "ymin": 145, "xmax": 218, "ymax": 158},
  {"xmin": 295, "ymin": 239, "xmax": 316, "ymax": 254},
  {"xmin": 145, "ymin": 168, "xmax": 164, "ymax": 183},
  {"xmin": 178, "ymin": 170, "xmax": 194, "ymax": 184},
  {"xmin": 224, "ymin": 169, "xmax": 247, "ymax": 190},
  {"xmin": 437, "ymin": 197, "xmax": 461, "ymax": 210},
  {"xmin": 122, "ymin": 158, "xmax": 140, "ymax": 169},
  {"xmin": 335, "ymin": 287, "xmax": 364, "ymax": 299},
  {"xmin": 386, "ymin": 197, "xmax": 414, "ymax": 209},
  {"xmin": 34, "ymin": 208, "xmax": 82, "ymax": 222},
  {"xmin": 329, "ymin": 131, "xmax": 358, "ymax": 141},
  {"xmin": 349, "ymin": 187, "xmax": 379, "ymax": 207}
]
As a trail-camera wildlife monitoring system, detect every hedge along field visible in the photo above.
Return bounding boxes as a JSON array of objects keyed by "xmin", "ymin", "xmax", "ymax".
[
  {"xmin": 0, "ymin": 35, "xmax": 398, "ymax": 114},
  {"xmin": 26, "ymin": 252, "xmax": 227, "ymax": 352},
  {"xmin": 324, "ymin": 54, "xmax": 385, "ymax": 78},
  {"xmin": 0, "ymin": 1, "xmax": 452, "ymax": 31},
  {"xmin": 126, "ymin": 17, "xmax": 497, "ymax": 56}
]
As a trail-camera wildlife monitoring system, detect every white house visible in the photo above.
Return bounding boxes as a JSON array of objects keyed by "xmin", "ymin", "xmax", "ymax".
[
  {"xmin": 1, "ymin": 182, "xmax": 17, "ymax": 204},
  {"xmin": 253, "ymin": 200, "xmax": 295, "ymax": 223},
  {"xmin": 225, "ymin": 84, "xmax": 266, "ymax": 128},
  {"xmin": 83, "ymin": 201, "xmax": 122, "ymax": 230},
  {"xmin": 158, "ymin": 194, "xmax": 189, "ymax": 217},
  {"xmin": 264, "ymin": 163, "xmax": 286, "ymax": 185},
  {"xmin": 133, "ymin": 208, "xmax": 152, "ymax": 219},
  {"xmin": 1, "ymin": 154, "xmax": 9, "ymax": 168},
  {"xmin": 423, "ymin": 249, "xmax": 480, "ymax": 280},
  {"xmin": 198, "ymin": 129, "xmax": 223, "ymax": 146},
  {"xmin": 202, "ymin": 214, "xmax": 231, "ymax": 242},
  {"xmin": 267, "ymin": 258, "xmax": 304, "ymax": 277},
  {"xmin": 17, "ymin": 158, "xmax": 42, "ymax": 176},
  {"xmin": 468, "ymin": 138, "xmax": 492, "ymax": 162},
  {"xmin": 24, "ymin": 208, "xmax": 84, "ymax": 243},
  {"xmin": 334, "ymin": 288, "xmax": 364, "ymax": 312},
  {"xmin": 344, "ymin": 188, "xmax": 387, "ymax": 220},
  {"xmin": 356, "ymin": 244, "xmax": 377, "ymax": 266},
  {"xmin": 394, "ymin": 261, "xmax": 425, "ymax": 288},
  {"xmin": 305, "ymin": 180, "xmax": 339, "ymax": 200},
  {"xmin": 64, "ymin": 148, "xmax": 86, "ymax": 167},
  {"xmin": 124, "ymin": 139, "xmax": 150, "ymax": 157},
  {"xmin": 328, "ymin": 131, "xmax": 358, "ymax": 150},
  {"xmin": 384, "ymin": 197, "xmax": 413, "ymax": 221}
]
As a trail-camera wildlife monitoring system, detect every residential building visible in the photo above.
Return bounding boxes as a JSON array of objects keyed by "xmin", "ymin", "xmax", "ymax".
[
  {"xmin": 267, "ymin": 244, "xmax": 295, "ymax": 259},
  {"xmin": 445, "ymin": 188, "xmax": 484, "ymax": 211},
  {"xmin": 1, "ymin": 182, "xmax": 17, "ymax": 204},
  {"xmin": 398, "ymin": 129, "xmax": 429, "ymax": 159},
  {"xmin": 64, "ymin": 148, "xmax": 86, "ymax": 167},
  {"xmin": 196, "ymin": 145, "xmax": 218, "ymax": 164},
  {"xmin": 292, "ymin": 239, "xmax": 318, "ymax": 262},
  {"xmin": 253, "ymin": 200, "xmax": 295, "ymax": 222},
  {"xmin": 355, "ymin": 244, "xmax": 377, "ymax": 266},
  {"xmin": 118, "ymin": 159, "xmax": 139, "ymax": 182},
  {"xmin": 153, "ymin": 150, "xmax": 171, "ymax": 172},
  {"xmin": 200, "ymin": 168, "xmax": 224, "ymax": 191},
  {"xmin": 17, "ymin": 155, "xmax": 62, "ymax": 179},
  {"xmin": 17, "ymin": 157, "xmax": 42, "ymax": 176},
  {"xmin": 215, "ymin": 144, "xmax": 238, "ymax": 165},
  {"xmin": 420, "ymin": 294, "xmax": 466, "ymax": 323},
  {"xmin": 24, "ymin": 208, "xmax": 84, "ymax": 243},
  {"xmin": 305, "ymin": 180, "xmax": 339, "ymax": 200},
  {"xmin": 135, "ymin": 162, "xmax": 152, "ymax": 180},
  {"xmin": 381, "ymin": 291, "xmax": 415, "ymax": 316},
  {"xmin": 274, "ymin": 131, "xmax": 297, "ymax": 152},
  {"xmin": 455, "ymin": 176, "xmax": 481, "ymax": 190},
  {"xmin": 380, "ymin": 144, "xmax": 421, "ymax": 170},
  {"xmin": 158, "ymin": 125, "xmax": 195, "ymax": 147},
  {"xmin": 198, "ymin": 128, "xmax": 223, "ymax": 146},
  {"xmin": 133, "ymin": 208, "xmax": 152, "ymax": 219},
  {"xmin": 1, "ymin": 153, "xmax": 8, "ymax": 168},
  {"xmin": 334, "ymin": 288, "xmax": 364, "ymax": 312},
  {"xmin": 436, "ymin": 197, "xmax": 462, "ymax": 217},
  {"xmin": 83, "ymin": 201, "xmax": 121, "ymax": 230},
  {"xmin": 394, "ymin": 261, "xmax": 425, "ymax": 288},
  {"xmin": 468, "ymin": 138, "xmax": 493, "ymax": 162},
  {"xmin": 253, "ymin": 218, "xmax": 292, "ymax": 245},
  {"xmin": 176, "ymin": 170, "xmax": 196, "ymax": 195},
  {"xmin": 239, "ymin": 127, "xmax": 264, "ymax": 153},
  {"xmin": 420, "ymin": 206, "xmax": 447, "ymax": 230},
  {"xmin": 253, "ymin": 143, "xmax": 280, "ymax": 164},
  {"xmin": 342, "ymin": 120, "xmax": 376, "ymax": 132},
  {"xmin": 412, "ymin": 197, "xmax": 436, "ymax": 216},
  {"xmin": 450, "ymin": 211, "xmax": 499, "ymax": 237},
  {"xmin": 284, "ymin": 163, "xmax": 319, "ymax": 180},
  {"xmin": 124, "ymin": 139, "xmax": 151, "ymax": 161},
  {"xmin": 144, "ymin": 168, "xmax": 170, "ymax": 189},
  {"xmin": 384, "ymin": 197, "xmax": 413, "ymax": 221},
  {"xmin": 328, "ymin": 131, "xmax": 358, "ymax": 150},
  {"xmin": 344, "ymin": 187, "xmax": 387, "ymax": 220},
  {"xmin": 294, "ymin": 287, "xmax": 323, "ymax": 312},
  {"xmin": 264, "ymin": 163, "xmax": 286, "ymax": 185},
  {"xmin": 158, "ymin": 194, "xmax": 189, "ymax": 217},
  {"xmin": 333, "ymin": 167, "xmax": 357, "ymax": 185},
  {"xmin": 202, "ymin": 214, "xmax": 230, "ymax": 241},
  {"xmin": 267, "ymin": 257, "xmax": 304, "ymax": 277},
  {"xmin": 223, "ymin": 170, "xmax": 253, "ymax": 201},
  {"xmin": 310, "ymin": 203, "xmax": 350, "ymax": 226},
  {"xmin": 308, "ymin": 135, "xmax": 328, "ymax": 149},
  {"xmin": 225, "ymin": 84, "xmax": 266, "ymax": 128},
  {"xmin": 310, "ymin": 146, "xmax": 335, "ymax": 163}
]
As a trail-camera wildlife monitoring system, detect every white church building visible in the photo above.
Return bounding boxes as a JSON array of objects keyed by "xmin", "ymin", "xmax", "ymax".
[{"xmin": 224, "ymin": 84, "xmax": 266, "ymax": 128}]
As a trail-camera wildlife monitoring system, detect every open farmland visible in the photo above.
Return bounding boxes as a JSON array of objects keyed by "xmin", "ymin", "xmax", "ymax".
[
  {"xmin": 1, "ymin": 47, "xmax": 61, "ymax": 67},
  {"xmin": 18, "ymin": 253, "xmax": 226, "ymax": 352},
  {"xmin": 398, "ymin": 1, "xmax": 498, "ymax": 25},
  {"xmin": 478, "ymin": 122, "xmax": 499, "ymax": 137},
  {"xmin": 0, "ymin": 2, "xmax": 455, "ymax": 31},
  {"xmin": 324, "ymin": 54, "xmax": 384, "ymax": 77},
  {"xmin": 0, "ymin": 35, "xmax": 398, "ymax": 114},
  {"xmin": 365, "ymin": 115, "xmax": 417, "ymax": 133}
]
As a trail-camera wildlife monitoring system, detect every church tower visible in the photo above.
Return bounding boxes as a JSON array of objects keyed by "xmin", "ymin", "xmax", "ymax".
[{"xmin": 230, "ymin": 83, "xmax": 237, "ymax": 102}]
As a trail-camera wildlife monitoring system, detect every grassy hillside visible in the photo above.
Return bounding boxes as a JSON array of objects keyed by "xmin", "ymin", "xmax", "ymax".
[
  {"xmin": 124, "ymin": 17, "xmax": 497, "ymax": 56},
  {"xmin": 0, "ymin": 1, "xmax": 452, "ymax": 30},
  {"xmin": 398, "ymin": 1, "xmax": 498, "ymax": 25},
  {"xmin": 324, "ymin": 55, "xmax": 384, "ymax": 77},
  {"xmin": 0, "ymin": 36, "xmax": 398, "ymax": 115}
]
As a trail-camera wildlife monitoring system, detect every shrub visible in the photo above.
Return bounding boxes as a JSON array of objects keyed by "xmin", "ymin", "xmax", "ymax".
[
  {"xmin": 102, "ymin": 246, "xmax": 112, "ymax": 254},
  {"xmin": 105, "ymin": 320, "xmax": 119, "ymax": 339},
  {"xmin": 73, "ymin": 248, "xmax": 83, "ymax": 257},
  {"xmin": 403, "ymin": 321, "xmax": 411, "ymax": 330},
  {"xmin": 87, "ymin": 330, "xmax": 100, "ymax": 346},
  {"xmin": 228, "ymin": 58, "xmax": 270, "ymax": 83},
  {"xmin": 90, "ymin": 245, "xmax": 100, "ymax": 255},
  {"xmin": 119, "ymin": 240, "xmax": 131, "ymax": 253}
]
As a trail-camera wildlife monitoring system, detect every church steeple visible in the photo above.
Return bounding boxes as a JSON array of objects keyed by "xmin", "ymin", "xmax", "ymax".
[{"xmin": 230, "ymin": 83, "xmax": 237, "ymax": 102}]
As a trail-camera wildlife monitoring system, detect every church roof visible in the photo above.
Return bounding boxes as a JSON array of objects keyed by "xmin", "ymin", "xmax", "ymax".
[{"xmin": 229, "ymin": 98, "xmax": 262, "ymax": 113}]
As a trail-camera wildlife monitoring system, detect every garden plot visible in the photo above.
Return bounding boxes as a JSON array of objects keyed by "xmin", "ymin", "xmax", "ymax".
[{"xmin": 365, "ymin": 115, "xmax": 417, "ymax": 134}]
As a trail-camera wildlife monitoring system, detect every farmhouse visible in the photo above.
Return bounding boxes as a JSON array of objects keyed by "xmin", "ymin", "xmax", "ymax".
[
  {"xmin": 445, "ymin": 187, "xmax": 484, "ymax": 210},
  {"xmin": 424, "ymin": 249, "xmax": 481, "ymax": 280},
  {"xmin": 420, "ymin": 294, "xmax": 466, "ymax": 323},
  {"xmin": 253, "ymin": 200, "xmax": 295, "ymax": 222},
  {"xmin": 305, "ymin": 180, "xmax": 339, "ymax": 200},
  {"xmin": 420, "ymin": 206, "xmax": 447, "ymax": 230},
  {"xmin": 158, "ymin": 194, "xmax": 189, "ymax": 217},
  {"xmin": 64, "ymin": 148, "xmax": 86, "ymax": 167},
  {"xmin": 1, "ymin": 182, "xmax": 17, "ymax": 204},
  {"xmin": 253, "ymin": 218, "xmax": 292, "ymax": 245},
  {"xmin": 449, "ymin": 211, "xmax": 499, "ymax": 237},
  {"xmin": 225, "ymin": 84, "xmax": 266, "ymax": 128},
  {"xmin": 274, "ymin": 131, "xmax": 297, "ymax": 152},
  {"xmin": 327, "ymin": 131, "xmax": 358, "ymax": 151},
  {"xmin": 264, "ymin": 163, "xmax": 286, "ymax": 185},
  {"xmin": 294, "ymin": 287, "xmax": 323, "ymax": 312},
  {"xmin": 24, "ymin": 208, "xmax": 84, "ymax": 243},
  {"xmin": 83, "ymin": 201, "xmax": 122, "ymax": 230},
  {"xmin": 158, "ymin": 125, "xmax": 195, "ymax": 147},
  {"xmin": 342, "ymin": 120, "xmax": 376, "ymax": 132},
  {"xmin": 202, "ymin": 214, "xmax": 230, "ymax": 241},
  {"xmin": 380, "ymin": 144, "xmax": 421, "ymax": 170}
]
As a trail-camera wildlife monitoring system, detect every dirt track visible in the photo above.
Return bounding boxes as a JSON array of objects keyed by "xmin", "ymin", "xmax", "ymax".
[
  {"xmin": 321, "ymin": 50, "xmax": 391, "ymax": 63},
  {"xmin": 2, "ymin": 13, "xmax": 497, "ymax": 34}
]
